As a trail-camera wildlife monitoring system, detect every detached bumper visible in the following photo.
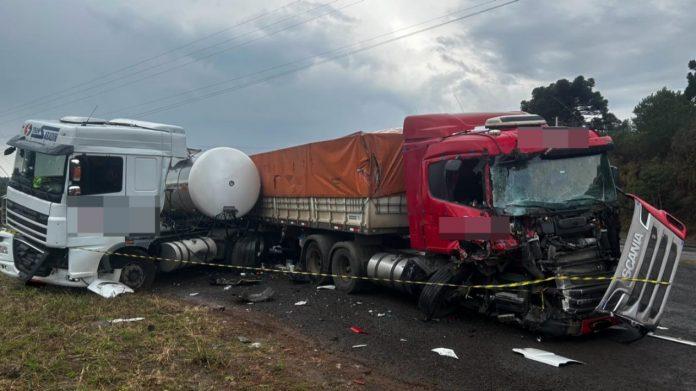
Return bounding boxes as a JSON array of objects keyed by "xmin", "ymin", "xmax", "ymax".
[{"xmin": 596, "ymin": 195, "xmax": 687, "ymax": 329}]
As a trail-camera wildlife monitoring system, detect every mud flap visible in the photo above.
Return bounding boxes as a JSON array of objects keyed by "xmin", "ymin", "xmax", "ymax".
[{"xmin": 596, "ymin": 195, "xmax": 687, "ymax": 330}]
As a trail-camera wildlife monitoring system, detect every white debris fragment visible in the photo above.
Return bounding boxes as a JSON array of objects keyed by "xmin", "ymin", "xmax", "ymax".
[
  {"xmin": 377, "ymin": 313, "xmax": 386, "ymax": 317},
  {"xmin": 400, "ymin": 338, "xmax": 407, "ymax": 342},
  {"xmin": 189, "ymin": 292, "xmax": 199, "ymax": 296},
  {"xmin": 250, "ymin": 342, "xmax": 261, "ymax": 348},
  {"xmin": 316, "ymin": 285, "xmax": 336, "ymax": 290},
  {"xmin": 656, "ymin": 326, "xmax": 669, "ymax": 330},
  {"xmin": 87, "ymin": 279, "xmax": 133, "ymax": 298},
  {"xmin": 224, "ymin": 285, "xmax": 232, "ymax": 291},
  {"xmin": 295, "ymin": 300, "xmax": 308, "ymax": 306},
  {"xmin": 110, "ymin": 317, "xmax": 145, "ymax": 324},
  {"xmin": 431, "ymin": 348, "xmax": 458, "ymax": 359},
  {"xmin": 647, "ymin": 333, "xmax": 696, "ymax": 347},
  {"xmin": 352, "ymin": 344, "xmax": 367, "ymax": 349},
  {"xmin": 512, "ymin": 348, "xmax": 583, "ymax": 367}
]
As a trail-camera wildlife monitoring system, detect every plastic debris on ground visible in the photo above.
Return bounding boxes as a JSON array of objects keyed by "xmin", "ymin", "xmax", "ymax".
[
  {"xmin": 237, "ymin": 336, "xmax": 251, "ymax": 344},
  {"xmin": 512, "ymin": 348, "xmax": 583, "ymax": 367},
  {"xmin": 431, "ymin": 348, "xmax": 458, "ymax": 359},
  {"xmin": 189, "ymin": 292, "xmax": 199, "ymax": 296},
  {"xmin": 110, "ymin": 317, "xmax": 145, "ymax": 324},
  {"xmin": 295, "ymin": 300, "xmax": 308, "ymax": 306},
  {"xmin": 377, "ymin": 313, "xmax": 386, "ymax": 317},
  {"xmin": 352, "ymin": 344, "xmax": 367, "ymax": 349},
  {"xmin": 350, "ymin": 326, "xmax": 368, "ymax": 335},
  {"xmin": 238, "ymin": 287, "xmax": 276, "ymax": 303},
  {"xmin": 210, "ymin": 276, "xmax": 262, "ymax": 286},
  {"xmin": 250, "ymin": 342, "xmax": 261, "ymax": 349},
  {"xmin": 87, "ymin": 279, "xmax": 134, "ymax": 298},
  {"xmin": 316, "ymin": 285, "xmax": 336, "ymax": 290},
  {"xmin": 400, "ymin": 338, "xmax": 407, "ymax": 342},
  {"xmin": 647, "ymin": 333, "xmax": 696, "ymax": 347}
]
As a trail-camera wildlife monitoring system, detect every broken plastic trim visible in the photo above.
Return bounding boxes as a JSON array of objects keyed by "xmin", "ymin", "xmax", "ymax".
[
  {"xmin": 512, "ymin": 348, "xmax": 582, "ymax": 367},
  {"xmin": 596, "ymin": 195, "xmax": 685, "ymax": 329}
]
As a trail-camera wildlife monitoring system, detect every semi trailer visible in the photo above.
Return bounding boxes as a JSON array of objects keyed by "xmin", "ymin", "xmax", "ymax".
[
  {"xmin": 0, "ymin": 112, "xmax": 687, "ymax": 336},
  {"xmin": 0, "ymin": 116, "xmax": 260, "ymax": 292},
  {"xmin": 244, "ymin": 112, "xmax": 687, "ymax": 335}
]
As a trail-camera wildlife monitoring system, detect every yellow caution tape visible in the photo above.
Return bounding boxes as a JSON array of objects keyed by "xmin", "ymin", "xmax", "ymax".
[{"xmin": 68, "ymin": 247, "xmax": 670, "ymax": 290}]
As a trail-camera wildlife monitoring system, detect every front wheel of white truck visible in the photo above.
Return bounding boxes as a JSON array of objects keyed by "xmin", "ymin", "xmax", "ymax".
[{"xmin": 113, "ymin": 250, "xmax": 156, "ymax": 291}]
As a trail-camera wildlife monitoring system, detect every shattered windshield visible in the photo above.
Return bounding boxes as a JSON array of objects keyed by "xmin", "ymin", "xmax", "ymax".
[
  {"xmin": 491, "ymin": 153, "xmax": 616, "ymax": 212},
  {"xmin": 10, "ymin": 148, "xmax": 67, "ymax": 202}
]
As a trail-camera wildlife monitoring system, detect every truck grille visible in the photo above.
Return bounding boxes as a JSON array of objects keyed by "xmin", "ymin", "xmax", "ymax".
[
  {"xmin": 5, "ymin": 200, "xmax": 48, "ymax": 244},
  {"xmin": 596, "ymin": 198, "xmax": 685, "ymax": 329}
]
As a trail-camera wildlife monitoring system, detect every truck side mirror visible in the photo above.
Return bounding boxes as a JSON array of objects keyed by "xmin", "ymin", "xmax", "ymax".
[
  {"xmin": 3, "ymin": 146, "xmax": 15, "ymax": 156},
  {"xmin": 69, "ymin": 158, "xmax": 82, "ymax": 182},
  {"xmin": 610, "ymin": 165, "xmax": 619, "ymax": 185}
]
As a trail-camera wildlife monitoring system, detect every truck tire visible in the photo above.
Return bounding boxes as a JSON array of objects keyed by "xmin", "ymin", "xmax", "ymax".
[
  {"xmin": 302, "ymin": 235, "xmax": 337, "ymax": 284},
  {"xmin": 115, "ymin": 250, "xmax": 156, "ymax": 291},
  {"xmin": 418, "ymin": 266, "xmax": 468, "ymax": 320},
  {"xmin": 330, "ymin": 242, "xmax": 374, "ymax": 294},
  {"xmin": 230, "ymin": 234, "xmax": 265, "ymax": 269}
]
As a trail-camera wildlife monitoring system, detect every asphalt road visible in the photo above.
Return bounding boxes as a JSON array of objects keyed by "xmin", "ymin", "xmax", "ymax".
[{"xmin": 155, "ymin": 260, "xmax": 696, "ymax": 390}]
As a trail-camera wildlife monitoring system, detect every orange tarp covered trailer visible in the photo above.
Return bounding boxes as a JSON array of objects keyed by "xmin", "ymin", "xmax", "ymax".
[{"xmin": 250, "ymin": 130, "xmax": 405, "ymax": 198}]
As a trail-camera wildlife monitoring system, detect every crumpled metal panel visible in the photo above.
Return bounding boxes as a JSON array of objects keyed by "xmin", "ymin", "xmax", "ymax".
[{"xmin": 596, "ymin": 198, "xmax": 684, "ymax": 329}]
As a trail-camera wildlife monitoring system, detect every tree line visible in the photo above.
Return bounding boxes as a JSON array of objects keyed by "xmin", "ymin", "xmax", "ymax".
[{"xmin": 521, "ymin": 60, "xmax": 696, "ymax": 234}]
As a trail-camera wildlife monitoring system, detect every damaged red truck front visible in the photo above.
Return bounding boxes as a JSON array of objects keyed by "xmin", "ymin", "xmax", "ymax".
[
  {"xmin": 245, "ymin": 112, "xmax": 687, "ymax": 336},
  {"xmin": 400, "ymin": 112, "xmax": 687, "ymax": 335}
]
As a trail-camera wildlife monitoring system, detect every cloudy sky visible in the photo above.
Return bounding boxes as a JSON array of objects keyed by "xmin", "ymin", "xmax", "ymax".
[{"xmin": 0, "ymin": 0, "xmax": 693, "ymax": 153}]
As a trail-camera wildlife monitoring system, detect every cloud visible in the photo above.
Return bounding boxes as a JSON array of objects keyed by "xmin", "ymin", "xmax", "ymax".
[{"xmin": 0, "ymin": 0, "xmax": 693, "ymax": 152}]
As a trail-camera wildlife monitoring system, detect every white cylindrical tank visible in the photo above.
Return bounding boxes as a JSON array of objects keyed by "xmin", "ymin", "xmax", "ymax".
[
  {"xmin": 165, "ymin": 147, "xmax": 260, "ymax": 218},
  {"xmin": 189, "ymin": 147, "xmax": 260, "ymax": 218}
]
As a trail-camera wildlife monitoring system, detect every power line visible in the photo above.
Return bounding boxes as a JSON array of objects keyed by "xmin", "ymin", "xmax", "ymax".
[
  {"xmin": 129, "ymin": 0, "xmax": 519, "ymax": 118},
  {"xmin": 0, "ymin": 0, "xmax": 302, "ymax": 117},
  {"xmin": 0, "ymin": 0, "xmax": 359, "ymax": 123},
  {"xmin": 103, "ymin": 0, "xmax": 504, "ymax": 117}
]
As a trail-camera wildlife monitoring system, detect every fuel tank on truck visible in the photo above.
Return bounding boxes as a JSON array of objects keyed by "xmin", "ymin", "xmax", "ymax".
[{"xmin": 165, "ymin": 147, "xmax": 261, "ymax": 218}]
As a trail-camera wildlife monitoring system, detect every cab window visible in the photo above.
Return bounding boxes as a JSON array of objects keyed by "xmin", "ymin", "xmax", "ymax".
[
  {"xmin": 428, "ymin": 158, "xmax": 485, "ymax": 207},
  {"xmin": 74, "ymin": 156, "xmax": 123, "ymax": 195}
]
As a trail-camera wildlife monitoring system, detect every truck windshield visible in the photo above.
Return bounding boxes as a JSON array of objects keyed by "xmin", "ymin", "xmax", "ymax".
[
  {"xmin": 10, "ymin": 148, "xmax": 67, "ymax": 202},
  {"xmin": 491, "ymin": 153, "xmax": 616, "ymax": 212}
]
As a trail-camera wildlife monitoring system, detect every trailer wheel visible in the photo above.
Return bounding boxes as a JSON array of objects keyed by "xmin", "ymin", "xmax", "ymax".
[
  {"xmin": 115, "ymin": 251, "xmax": 156, "ymax": 291},
  {"xmin": 418, "ymin": 266, "xmax": 468, "ymax": 320},
  {"xmin": 302, "ymin": 235, "xmax": 336, "ymax": 284},
  {"xmin": 330, "ymin": 242, "xmax": 370, "ymax": 294}
]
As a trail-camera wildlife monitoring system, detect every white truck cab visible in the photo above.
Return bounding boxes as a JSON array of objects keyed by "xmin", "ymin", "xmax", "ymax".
[
  {"xmin": 0, "ymin": 117, "xmax": 187, "ymax": 290},
  {"xmin": 0, "ymin": 116, "xmax": 259, "ymax": 293}
]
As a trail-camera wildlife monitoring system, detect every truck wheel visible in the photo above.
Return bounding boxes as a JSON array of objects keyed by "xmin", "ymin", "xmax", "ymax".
[
  {"xmin": 418, "ymin": 266, "xmax": 468, "ymax": 320},
  {"xmin": 302, "ymin": 235, "xmax": 336, "ymax": 284},
  {"xmin": 116, "ymin": 253, "xmax": 156, "ymax": 291},
  {"xmin": 330, "ymin": 242, "xmax": 369, "ymax": 294}
]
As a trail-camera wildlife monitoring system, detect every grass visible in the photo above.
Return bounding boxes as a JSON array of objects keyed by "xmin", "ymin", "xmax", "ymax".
[{"xmin": 0, "ymin": 275, "xmax": 314, "ymax": 390}]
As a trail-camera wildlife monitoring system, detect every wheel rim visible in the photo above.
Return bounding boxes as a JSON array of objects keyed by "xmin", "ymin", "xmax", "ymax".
[
  {"xmin": 121, "ymin": 264, "xmax": 145, "ymax": 288},
  {"xmin": 306, "ymin": 246, "xmax": 323, "ymax": 274},
  {"xmin": 336, "ymin": 254, "xmax": 351, "ymax": 281}
]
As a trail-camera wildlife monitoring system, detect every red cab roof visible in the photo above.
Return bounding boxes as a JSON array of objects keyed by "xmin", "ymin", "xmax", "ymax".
[{"xmin": 403, "ymin": 112, "xmax": 525, "ymax": 141}]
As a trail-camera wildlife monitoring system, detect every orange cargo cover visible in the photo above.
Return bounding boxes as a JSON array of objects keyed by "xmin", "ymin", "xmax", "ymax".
[{"xmin": 251, "ymin": 130, "xmax": 404, "ymax": 198}]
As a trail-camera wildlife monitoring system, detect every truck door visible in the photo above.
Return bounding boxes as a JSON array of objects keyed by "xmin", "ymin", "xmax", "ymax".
[{"xmin": 125, "ymin": 156, "xmax": 162, "ymax": 236}]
